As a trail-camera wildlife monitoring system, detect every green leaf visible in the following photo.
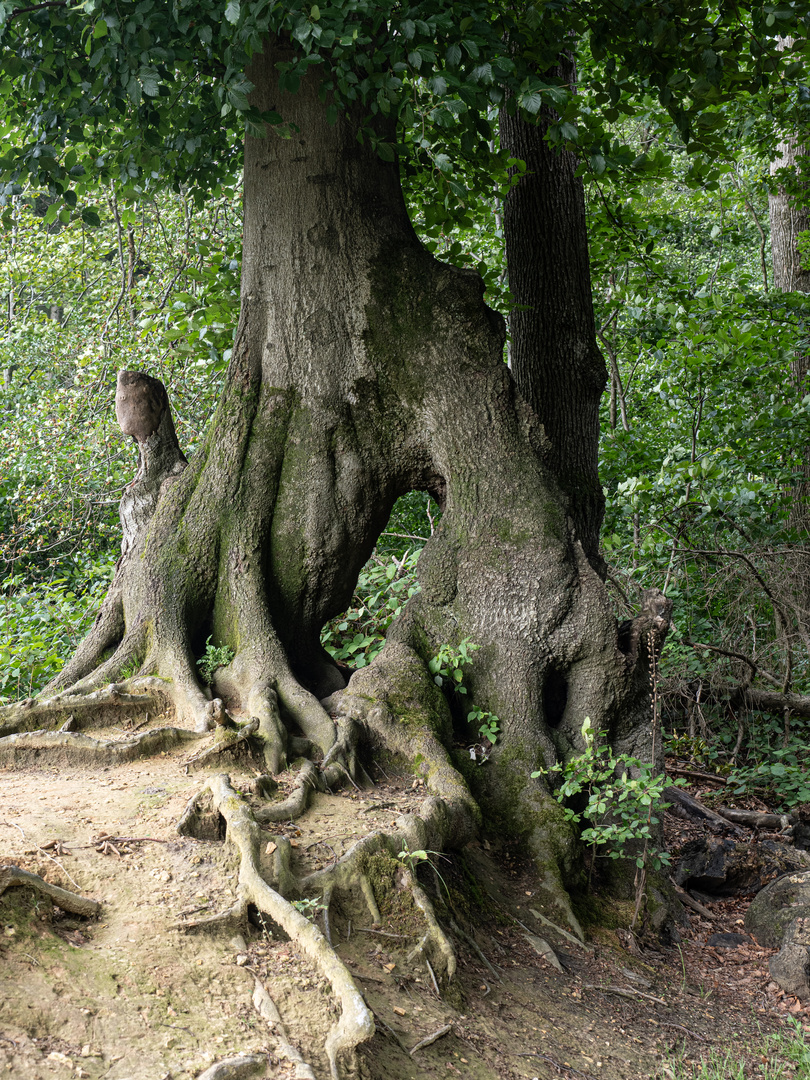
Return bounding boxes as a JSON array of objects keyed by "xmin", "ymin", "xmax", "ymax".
[
  {"xmin": 139, "ymin": 66, "xmax": 160, "ymax": 97},
  {"xmin": 224, "ymin": 0, "xmax": 240, "ymax": 24}
]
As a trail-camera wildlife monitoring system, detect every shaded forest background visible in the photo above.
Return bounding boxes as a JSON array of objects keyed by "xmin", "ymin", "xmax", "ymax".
[{"xmin": 2, "ymin": 53, "xmax": 810, "ymax": 811}]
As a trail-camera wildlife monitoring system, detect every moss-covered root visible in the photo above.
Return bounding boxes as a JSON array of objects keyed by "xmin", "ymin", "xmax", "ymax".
[
  {"xmin": 206, "ymin": 773, "xmax": 374, "ymax": 1080},
  {"xmin": 523, "ymin": 789, "xmax": 585, "ymax": 942},
  {"xmin": 302, "ymin": 828, "xmax": 457, "ymax": 989},
  {"xmin": 407, "ymin": 873, "xmax": 456, "ymax": 984},
  {"xmin": 0, "ymin": 864, "xmax": 101, "ymax": 918},
  {"xmin": 337, "ymin": 642, "xmax": 481, "ymax": 846},
  {"xmin": 0, "ymin": 725, "xmax": 204, "ymax": 768},
  {"xmin": 182, "ymin": 717, "xmax": 261, "ymax": 772}
]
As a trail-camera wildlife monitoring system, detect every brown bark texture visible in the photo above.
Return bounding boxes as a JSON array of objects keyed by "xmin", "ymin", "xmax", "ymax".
[{"xmin": 0, "ymin": 44, "xmax": 669, "ymax": 935}]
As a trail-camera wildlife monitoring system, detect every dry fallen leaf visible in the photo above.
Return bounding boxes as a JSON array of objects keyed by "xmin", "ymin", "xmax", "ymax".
[
  {"xmin": 392, "ymin": 1006, "xmax": 406, "ymax": 1016},
  {"xmin": 265, "ymin": 841, "xmax": 277, "ymax": 855}
]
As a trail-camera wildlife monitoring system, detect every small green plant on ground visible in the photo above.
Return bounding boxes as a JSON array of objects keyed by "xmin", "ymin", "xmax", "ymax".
[
  {"xmin": 397, "ymin": 843, "xmax": 449, "ymax": 898},
  {"xmin": 196, "ymin": 637, "xmax": 235, "ymax": 685},
  {"xmin": 666, "ymin": 714, "xmax": 810, "ymax": 809},
  {"xmin": 291, "ymin": 897, "xmax": 328, "ymax": 920},
  {"xmin": 534, "ymin": 717, "xmax": 674, "ymax": 880},
  {"xmin": 320, "ymin": 547, "xmax": 421, "ymax": 668},
  {"xmin": 664, "ymin": 1017, "xmax": 810, "ymax": 1078}
]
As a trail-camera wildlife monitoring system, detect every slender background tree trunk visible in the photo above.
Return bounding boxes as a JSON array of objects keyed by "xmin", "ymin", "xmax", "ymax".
[{"xmin": 500, "ymin": 57, "xmax": 607, "ymax": 572}]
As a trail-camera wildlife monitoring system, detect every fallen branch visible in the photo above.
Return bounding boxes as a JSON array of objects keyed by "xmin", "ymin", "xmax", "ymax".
[
  {"xmin": 715, "ymin": 807, "xmax": 793, "ymax": 830},
  {"xmin": 666, "ymin": 764, "xmax": 729, "ymax": 785},
  {"xmin": 671, "ymin": 882, "xmax": 716, "ymax": 921},
  {"xmin": 409, "ymin": 1023, "xmax": 452, "ymax": 1056},
  {"xmin": 663, "ymin": 787, "xmax": 745, "ymax": 836},
  {"xmin": 0, "ymin": 864, "xmax": 101, "ymax": 918}
]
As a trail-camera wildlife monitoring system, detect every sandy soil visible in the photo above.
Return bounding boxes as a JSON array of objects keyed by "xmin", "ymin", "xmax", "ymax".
[{"xmin": 0, "ymin": 719, "xmax": 802, "ymax": 1080}]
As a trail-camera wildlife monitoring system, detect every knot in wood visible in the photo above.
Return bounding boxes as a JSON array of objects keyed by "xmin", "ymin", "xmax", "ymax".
[{"xmin": 115, "ymin": 370, "xmax": 167, "ymax": 441}]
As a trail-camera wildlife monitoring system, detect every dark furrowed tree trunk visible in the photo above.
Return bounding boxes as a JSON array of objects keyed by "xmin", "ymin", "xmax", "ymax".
[
  {"xmin": 12, "ymin": 42, "xmax": 669, "ymax": 933},
  {"xmin": 500, "ymin": 58, "xmax": 607, "ymax": 572}
]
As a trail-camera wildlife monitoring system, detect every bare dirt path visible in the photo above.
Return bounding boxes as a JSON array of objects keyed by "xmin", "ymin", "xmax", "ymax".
[{"xmin": 0, "ymin": 726, "xmax": 801, "ymax": 1080}]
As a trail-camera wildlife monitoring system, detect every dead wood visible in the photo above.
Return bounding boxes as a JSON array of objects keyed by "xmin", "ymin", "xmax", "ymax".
[
  {"xmin": 663, "ymin": 787, "xmax": 746, "ymax": 836},
  {"xmin": 671, "ymin": 882, "xmax": 716, "ymax": 921},
  {"xmin": 715, "ymin": 807, "xmax": 794, "ymax": 829},
  {"xmin": 409, "ymin": 1024, "xmax": 452, "ymax": 1056}
]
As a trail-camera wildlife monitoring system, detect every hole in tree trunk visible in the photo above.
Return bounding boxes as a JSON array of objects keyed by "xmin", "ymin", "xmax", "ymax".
[
  {"xmin": 319, "ymin": 490, "xmax": 442, "ymax": 677},
  {"xmin": 542, "ymin": 666, "xmax": 569, "ymax": 729}
]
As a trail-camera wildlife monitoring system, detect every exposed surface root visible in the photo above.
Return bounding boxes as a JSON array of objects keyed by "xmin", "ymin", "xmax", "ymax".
[
  {"xmin": 252, "ymin": 975, "xmax": 317, "ymax": 1079},
  {"xmin": 0, "ymin": 682, "xmax": 168, "ymax": 738},
  {"xmin": 0, "ymin": 725, "xmax": 204, "ymax": 767},
  {"xmin": 186, "ymin": 773, "xmax": 374, "ymax": 1079},
  {"xmin": 0, "ymin": 864, "xmax": 101, "ymax": 918},
  {"xmin": 303, "ymin": 829, "xmax": 457, "ymax": 988},
  {"xmin": 255, "ymin": 760, "xmax": 322, "ymax": 824},
  {"xmin": 245, "ymin": 684, "xmax": 288, "ymax": 774},
  {"xmin": 407, "ymin": 876, "xmax": 456, "ymax": 984},
  {"xmin": 183, "ymin": 717, "xmax": 260, "ymax": 772},
  {"xmin": 196, "ymin": 1052, "xmax": 267, "ymax": 1079}
]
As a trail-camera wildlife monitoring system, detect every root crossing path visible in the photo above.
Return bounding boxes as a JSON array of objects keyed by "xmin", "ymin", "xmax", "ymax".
[{"xmin": 1, "ymin": 701, "xmax": 730, "ymax": 1080}]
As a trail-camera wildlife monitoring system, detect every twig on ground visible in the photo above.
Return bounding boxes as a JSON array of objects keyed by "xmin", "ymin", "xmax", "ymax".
[
  {"xmin": 424, "ymin": 956, "xmax": 440, "ymax": 996},
  {"xmin": 410, "ymin": 1024, "xmax": 452, "ymax": 1056},
  {"xmin": 672, "ymin": 882, "xmax": 716, "ymax": 921},
  {"xmin": 448, "ymin": 917, "xmax": 501, "ymax": 980},
  {"xmin": 512, "ymin": 1050, "xmax": 598, "ymax": 1079},
  {"xmin": 355, "ymin": 927, "xmax": 409, "ymax": 940}
]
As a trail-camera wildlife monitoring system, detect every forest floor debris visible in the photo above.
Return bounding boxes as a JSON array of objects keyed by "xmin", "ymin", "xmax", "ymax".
[{"xmin": 0, "ymin": 734, "xmax": 806, "ymax": 1080}]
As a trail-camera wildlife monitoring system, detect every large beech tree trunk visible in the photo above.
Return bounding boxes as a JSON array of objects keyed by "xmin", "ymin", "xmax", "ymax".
[{"xmin": 8, "ymin": 44, "xmax": 669, "ymax": 928}]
